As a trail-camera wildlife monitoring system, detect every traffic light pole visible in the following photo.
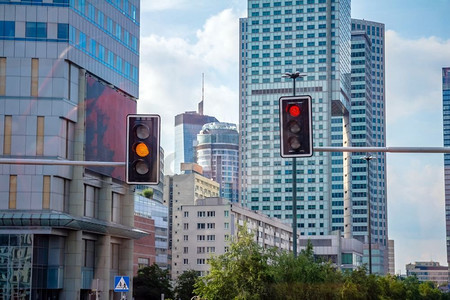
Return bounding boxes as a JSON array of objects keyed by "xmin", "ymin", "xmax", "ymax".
[{"xmin": 283, "ymin": 71, "xmax": 302, "ymax": 258}]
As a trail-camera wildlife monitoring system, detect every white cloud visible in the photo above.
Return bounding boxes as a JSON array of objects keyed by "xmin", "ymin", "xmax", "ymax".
[
  {"xmin": 387, "ymin": 157, "xmax": 446, "ymax": 272},
  {"xmin": 138, "ymin": 8, "xmax": 241, "ymax": 163},
  {"xmin": 386, "ymin": 31, "xmax": 450, "ymax": 123}
]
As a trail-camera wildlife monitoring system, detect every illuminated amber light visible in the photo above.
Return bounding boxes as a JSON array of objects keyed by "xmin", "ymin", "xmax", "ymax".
[{"xmin": 135, "ymin": 142, "xmax": 149, "ymax": 157}]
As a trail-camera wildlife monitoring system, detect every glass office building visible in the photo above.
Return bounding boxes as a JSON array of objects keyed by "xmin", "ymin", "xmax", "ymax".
[
  {"xmin": 443, "ymin": 67, "xmax": 450, "ymax": 271},
  {"xmin": 0, "ymin": 1, "xmax": 141, "ymax": 298},
  {"xmin": 239, "ymin": 1, "xmax": 388, "ymax": 274},
  {"xmin": 174, "ymin": 111, "xmax": 218, "ymax": 174},
  {"xmin": 239, "ymin": 0, "xmax": 352, "ymax": 234},
  {"xmin": 350, "ymin": 19, "xmax": 388, "ymax": 274},
  {"xmin": 196, "ymin": 122, "xmax": 240, "ymax": 202}
]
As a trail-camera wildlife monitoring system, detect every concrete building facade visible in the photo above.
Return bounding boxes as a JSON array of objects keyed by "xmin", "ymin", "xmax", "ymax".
[
  {"xmin": 163, "ymin": 165, "xmax": 220, "ymax": 278},
  {"xmin": 406, "ymin": 262, "xmax": 448, "ymax": 287},
  {"xmin": 0, "ymin": 1, "xmax": 142, "ymax": 298}
]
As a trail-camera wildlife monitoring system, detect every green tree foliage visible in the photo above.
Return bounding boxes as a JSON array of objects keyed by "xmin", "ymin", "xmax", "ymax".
[
  {"xmin": 174, "ymin": 270, "xmax": 199, "ymax": 300},
  {"xmin": 195, "ymin": 226, "xmax": 275, "ymax": 300},
  {"xmin": 133, "ymin": 264, "xmax": 173, "ymax": 300},
  {"xmin": 140, "ymin": 188, "xmax": 153, "ymax": 199},
  {"xmin": 192, "ymin": 229, "xmax": 449, "ymax": 300}
]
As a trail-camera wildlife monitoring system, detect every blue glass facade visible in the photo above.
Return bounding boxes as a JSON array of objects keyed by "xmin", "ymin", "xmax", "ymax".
[
  {"xmin": 174, "ymin": 112, "xmax": 218, "ymax": 174},
  {"xmin": 443, "ymin": 67, "xmax": 450, "ymax": 268},
  {"xmin": 196, "ymin": 122, "xmax": 240, "ymax": 203},
  {"xmin": 351, "ymin": 20, "xmax": 387, "ymax": 274},
  {"xmin": 240, "ymin": 0, "xmax": 352, "ymax": 235}
]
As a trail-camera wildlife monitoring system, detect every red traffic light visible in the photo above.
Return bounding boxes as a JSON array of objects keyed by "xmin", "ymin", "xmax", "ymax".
[{"xmin": 288, "ymin": 105, "xmax": 301, "ymax": 117}]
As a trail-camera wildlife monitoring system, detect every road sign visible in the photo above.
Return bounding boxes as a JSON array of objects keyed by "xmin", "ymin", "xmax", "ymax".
[{"xmin": 114, "ymin": 276, "xmax": 130, "ymax": 292}]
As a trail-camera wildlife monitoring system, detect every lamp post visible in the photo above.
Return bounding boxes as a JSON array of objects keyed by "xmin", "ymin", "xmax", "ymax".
[
  {"xmin": 361, "ymin": 154, "xmax": 373, "ymax": 274},
  {"xmin": 282, "ymin": 71, "xmax": 306, "ymax": 257}
]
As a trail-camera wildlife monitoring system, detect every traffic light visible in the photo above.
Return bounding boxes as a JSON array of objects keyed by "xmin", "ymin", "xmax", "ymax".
[
  {"xmin": 126, "ymin": 114, "xmax": 160, "ymax": 184},
  {"xmin": 279, "ymin": 95, "xmax": 313, "ymax": 158}
]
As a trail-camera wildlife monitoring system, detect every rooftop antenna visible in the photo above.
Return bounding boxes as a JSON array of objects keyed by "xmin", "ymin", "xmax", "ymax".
[{"xmin": 198, "ymin": 73, "xmax": 204, "ymax": 115}]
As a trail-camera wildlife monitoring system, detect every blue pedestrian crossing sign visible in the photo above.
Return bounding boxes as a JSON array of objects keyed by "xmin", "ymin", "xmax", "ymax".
[{"xmin": 114, "ymin": 276, "xmax": 130, "ymax": 292}]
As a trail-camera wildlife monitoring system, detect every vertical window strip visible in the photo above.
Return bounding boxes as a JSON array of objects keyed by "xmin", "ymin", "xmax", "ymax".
[
  {"xmin": 3, "ymin": 115, "xmax": 11, "ymax": 155},
  {"xmin": 0, "ymin": 57, "xmax": 5, "ymax": 95},
  {"xmin": 31, "ymin": 58, "xmax": 39, "ymax": 97},
  {"xmin": 43, "ymin": 175, "xmax": 51, "ymax": 209},
  {"xmin": 36, "ymin": 116, "xmax": 44, "ymax": 156},
  {"xmin": 9, "ymin": 175, "xmax": 17, "ymax": 209}
]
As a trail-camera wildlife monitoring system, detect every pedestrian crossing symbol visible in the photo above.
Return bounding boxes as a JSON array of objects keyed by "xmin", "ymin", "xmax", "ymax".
[{"xmin": 114, "ymin": 276, "xmax": 130, "ymax": 292}]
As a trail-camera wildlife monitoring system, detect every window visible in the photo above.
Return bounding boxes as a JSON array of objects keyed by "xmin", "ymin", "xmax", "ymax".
[
  {"xmin": 207, "ymin": 223, "xmax": 215, "ymax": 229},
  {"xmin": 183, "ymin": 259, "xmax": 188, "ymax": 265},
  {"xmin": 36, "ymin": 116, "xmax": 44, "ymax": 155},
  {"xmin": 111, "ymin": 192, "xmax": 121, "ymax": 222},
  {"xmin": 57, "ymin": 24, "xmax": 69, "ymax": 39},
  {"xmin": 3, "ymin": 115, "xmax": 11, "ymax": 154},
  {"xmin": 138, "ymin": 257, "xmax": 149, "ymax": 269},
  {"xmin": 207, "ymin": 235, "xmax": 215, "ymax": 241},
  {"xmin": 9, "ymin": 175, "xmax": 17, "ymax": 209},
  {"xmin": 82, "ymin": 239, "xmax": 95, "ymax": 268},
  {"xmin": 84, "ymin": 185, "xmax": 98, "ymax": 217},
  {"xmin": 111, "ymin": 243, "xmax": 119, "ymax": 271},
  {"xmin": 207, "ymin": 211, "xmax": 215, "ymax": 217},
  {"xmin": 0, "ymin": 21, "xmax": 15, "ymax": 37},
  {"xmin": 197, "ymin": 258, "xmax": 205, "ymax": 265},
  {"xmin": 42, "ymin": 175, "xmax": 50, "ymax": 209},
  {"xmin": 183, "ymin": 247, "xmax": 188, "ymax": 254},
  {"xmin": 184, "ymin": 211, "xmax": 189, "ymax": 217},
  {"xmin": 183, "ymin": 223, "xmax": 189, "ymax": 230},
  {"xmin": 197, "ymin": 223, "xmax": 205, "ymax": 229},
  {"xmin": 183, "ymin": 235, "xmax": 188, "ymax": 241},
  {"xmin": 26, "ymin": 22, "xmax": 47, "ymax": 38},
  {"xmin": 31, "ymin": 58, "xmax": 39, "ymax": 97}
]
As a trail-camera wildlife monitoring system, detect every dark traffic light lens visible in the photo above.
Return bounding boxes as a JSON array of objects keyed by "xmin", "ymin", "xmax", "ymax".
[
  {"xmin": 288, "ymin": 105, "xmax": 301, "ymax": 117},
  {"xmin": 134, "ymin": 124, "xmax": 150, "ymax": 139},
  {"xmin": 134, "ymin": 160, "xmax": 149, "ymax": 175},
  {"xmin": 288, "ymin": 137, "xmax": 301, "ymax": 150},
  {"xmin": 287, "ymin": 120, "xmax": 301, "ymax": 134}
]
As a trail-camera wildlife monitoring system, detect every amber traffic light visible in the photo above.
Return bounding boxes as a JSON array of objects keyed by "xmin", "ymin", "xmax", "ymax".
[{"xmin": 126, "ymin": 114, "xmax": 160, "ymax": 184}]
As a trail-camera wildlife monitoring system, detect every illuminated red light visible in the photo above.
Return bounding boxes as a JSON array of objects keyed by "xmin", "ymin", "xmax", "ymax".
[{"xmin": 288, "ymin": 105, "xmax": 301, "ymax": 117}]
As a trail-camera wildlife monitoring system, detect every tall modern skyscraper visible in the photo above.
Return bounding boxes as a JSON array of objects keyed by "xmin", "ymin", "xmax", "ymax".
[
  {"xmin": 174, "ymin": 111, "xmax": 218, "ymax": 174},
  {"xmin": 239, "ymin": 1, "xmax": 388, "ymax": 273},
  {"xmin": 240, "ymin": 0, "xmax": 352, "ymax": 232},
  {"xmin": 0, "ymin": 1, "xmax": 141, "ymax": 298},
  {"xmin": 196, "ymin": 122, "xmax": 240, "ymax": 202},
  {"xmin": 351, "ymin": 19, "xmax": 388, "ymax": 274},
  {"xmin": 443, "ymin": 67, "xmax": 450, "ymax": 271}
]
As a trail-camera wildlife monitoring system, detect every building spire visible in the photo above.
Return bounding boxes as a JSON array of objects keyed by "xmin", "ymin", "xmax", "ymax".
[{"xmin": 198, "ymin": 73, "xmax": 204, "ymax": 115}]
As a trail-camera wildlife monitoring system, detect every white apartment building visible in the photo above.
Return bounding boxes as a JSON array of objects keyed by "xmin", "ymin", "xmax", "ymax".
[{"xmin": 171, "ymin": 197, "xmax": 292, "ymax": 278}]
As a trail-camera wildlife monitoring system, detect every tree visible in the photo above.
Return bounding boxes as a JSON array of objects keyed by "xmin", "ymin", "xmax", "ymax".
[
  {"xmin": 194, "ymin": 225, "xmax": 274, "ymax": 300},
  {"xmin": 174, "ymin": 270, "xmax": 199, "ymax": 300},
  {"xmin": 133, "ymin": 264, "xmax": 173, "ymax": 300},
  {"xmin": 140, "ymin": 188, "xmax": 153, "ymax": 199}
]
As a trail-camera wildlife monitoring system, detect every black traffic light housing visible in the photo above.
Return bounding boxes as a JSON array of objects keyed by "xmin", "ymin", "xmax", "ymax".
[
  {"xmin": 126, "ymin": 114, "xmax": 160, "ymax": 184},
  {"xmin": 279, "ymin": 95, "xmax": 313, "ymax": 158}
]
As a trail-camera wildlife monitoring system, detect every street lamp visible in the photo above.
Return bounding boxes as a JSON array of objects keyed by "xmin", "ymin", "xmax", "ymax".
[
  {"xmin": 361, "ymin": 155, "xmax": 373, "ymax": 274},
  {"xmin": 282, "ymin": 71, "xmax": 306, "ymax": 257}
]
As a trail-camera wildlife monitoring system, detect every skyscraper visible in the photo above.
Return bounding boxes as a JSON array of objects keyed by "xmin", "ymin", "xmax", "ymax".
[
  {"xmin": 196, "ymin": 122, "xmax": 240, "ymax": 202},
  {"xmin": 443, "ymin": 67, "xmax": 450, "ymax": 271},
  {"xmin": 240, "ymin": 0, "xmax": 352, "ymax": 234},
  {"xmin": 0, "ymin": 1, "xmax": 141, "ymax": 298},
  {"xmin": 351, "ymin": 19, "xmax": 388, "ymax": 274},
  {"xmin": 174, "ymin": 111, "xmax": 218, "ymax": 174},
  {"xmin": 239, "ymin": 1, "xmax": 388, "ymax": 273}
]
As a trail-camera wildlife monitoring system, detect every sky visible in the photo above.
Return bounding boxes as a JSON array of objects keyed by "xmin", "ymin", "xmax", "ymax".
[{"xmin": 137, "ymin": 0, "xmax": 450, "ymax": 274}]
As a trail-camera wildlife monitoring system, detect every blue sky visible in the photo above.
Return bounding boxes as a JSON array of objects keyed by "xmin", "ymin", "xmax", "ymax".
[{"xmin": 137, "ymin": 0, "xmax": 450, "ymax": 273}]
